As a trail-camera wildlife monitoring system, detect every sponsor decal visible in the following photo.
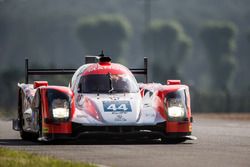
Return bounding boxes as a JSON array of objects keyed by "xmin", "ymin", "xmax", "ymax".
[
  {"xmin": 76, "ymin": 114, "xmax": 87, "ymax": 118},
  {"xmin": 114, "ymin": 114, "xmax": 127, "ymax": 122},
  {"xmin": 103, "ymin": 101, "xmax": 132, "ymax": 113},
  {"xmin": 87, "ymin": 65, "xmax": 123, "ymax": 73},
  {"xmin": 109, "ymin": 96, "xmax": 120, "ymax": 100},
  {"xmin": 145, "ymin": 113, "xmax": 155, "ymax": 118}
]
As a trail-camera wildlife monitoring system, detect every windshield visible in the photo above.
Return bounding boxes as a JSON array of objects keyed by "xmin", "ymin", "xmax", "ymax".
[{"xmin": 78, "ymin": 74, "xmax": 139, "ymax": 93}]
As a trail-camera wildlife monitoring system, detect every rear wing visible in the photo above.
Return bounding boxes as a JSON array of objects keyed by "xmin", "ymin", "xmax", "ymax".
[{"xmin": 25, "ymin": 56, "xmax": 148, "ymax": 84}]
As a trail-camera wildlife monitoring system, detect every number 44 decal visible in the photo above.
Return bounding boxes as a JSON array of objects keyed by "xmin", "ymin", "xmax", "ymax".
[
  {"xmin": 103, "ymin": 101, "xmax": 132, "ymax": 112},
  {"xmin": 107, "ymin": 104, "xmax": 128, "ymax": 111}
]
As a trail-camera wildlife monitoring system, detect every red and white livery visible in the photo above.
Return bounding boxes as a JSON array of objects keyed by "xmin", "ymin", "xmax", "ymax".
[{"xmin": 13, "ymin": 54, "xmax": 196, "ymax": 143}]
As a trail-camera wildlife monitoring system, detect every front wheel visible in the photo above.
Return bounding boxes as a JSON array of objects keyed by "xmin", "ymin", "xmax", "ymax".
[
  {"xmin": 19, "ymin": 113, "xmax": 38, "ymax": 141},
  {"xmin": 162, "ymin": 138, "xmax": 187, "ymax": 144}
]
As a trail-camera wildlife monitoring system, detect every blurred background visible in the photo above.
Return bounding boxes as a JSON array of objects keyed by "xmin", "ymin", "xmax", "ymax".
[{"xmin": 0, "ymin": 0, "xmax": 250, "ymax": 117}]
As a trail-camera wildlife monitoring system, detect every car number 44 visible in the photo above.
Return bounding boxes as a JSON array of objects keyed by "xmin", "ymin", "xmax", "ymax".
[
  {"xmin": 103, "ymin": 101, "xmax": 132, "ymax": 112},
  {"xmin": 107, "ymin": 104, "xmax": 128, "ymax": 111}
]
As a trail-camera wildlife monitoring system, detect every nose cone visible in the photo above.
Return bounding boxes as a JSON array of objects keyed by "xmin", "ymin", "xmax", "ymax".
[{"xmin": 87, "ymin": 93, "xmax": 142, "ymax": 125}]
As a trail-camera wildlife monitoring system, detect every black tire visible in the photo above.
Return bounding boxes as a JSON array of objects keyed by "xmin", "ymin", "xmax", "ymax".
[
  {"xmin": 38, "ymin": 106, "xmax": 43, "ymax": 140},
  {"xmin": 162, "ymin": 138, "xmax": 187, "ymax": 144},
  {"xmin": 18, "ymin": 89, "xmax": 38, "ymax": 141}
]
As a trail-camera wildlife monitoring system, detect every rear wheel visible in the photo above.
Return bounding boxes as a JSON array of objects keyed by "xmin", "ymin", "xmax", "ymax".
[
  {"xmin": 20, "ymin": 125, "xmax": 38, "ymax": 141},
  {"xmin": 37, "ymin": 107, "xmax": 43, "ymax": 140}
]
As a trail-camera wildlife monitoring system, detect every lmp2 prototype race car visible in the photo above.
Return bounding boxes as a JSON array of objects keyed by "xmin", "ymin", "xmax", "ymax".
[{"xmin": 13, "ymin": 53, "xmax": 196, "ymax": 143}]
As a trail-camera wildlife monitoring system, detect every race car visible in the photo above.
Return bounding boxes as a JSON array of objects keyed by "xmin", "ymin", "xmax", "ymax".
[{"xmin": 13, "ymin": 53, "xmax": 196, "ymax": 143}]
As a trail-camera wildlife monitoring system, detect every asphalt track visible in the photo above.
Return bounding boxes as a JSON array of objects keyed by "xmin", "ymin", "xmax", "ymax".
[{"xmin": 0, "ymin": 117, "xmax": 250, "ymax": 167}]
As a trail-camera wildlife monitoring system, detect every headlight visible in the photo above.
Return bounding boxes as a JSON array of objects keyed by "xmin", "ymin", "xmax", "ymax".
[
  {"xmin": 165, "ymin": 89, "xmax": 187, "ymax": 121},
  {"xmin": 168, "ymin": 106, "xmax": 185, "ymax": 117},
  {"xmin": 52, "ymin": 99, "xmax": 70, "ymax": 119},
  {"xmin": 52, "ymin": 108, "xmax": 69, "ymax": 118},
  {"xmin": 167, "ymin": 98, "xmax": 185, "ymax": 118}
]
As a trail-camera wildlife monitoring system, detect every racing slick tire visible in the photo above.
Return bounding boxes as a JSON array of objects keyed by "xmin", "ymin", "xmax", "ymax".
[
  {"xmin": 162, "ymin": 138, "xmax": 187, "ymax": 144},
  {"xmin": 161, "ymin": 132, "xmax": 191, "ymax": 144}
]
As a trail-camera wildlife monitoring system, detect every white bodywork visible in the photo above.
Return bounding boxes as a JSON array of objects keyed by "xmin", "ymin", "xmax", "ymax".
[
  {"xmin": 70, "ymin": 64, "xmax": 165, "ymax": 126},
  {"xmin": 72, "ymin": 92, "xmax": 164, "ymax": 126}
]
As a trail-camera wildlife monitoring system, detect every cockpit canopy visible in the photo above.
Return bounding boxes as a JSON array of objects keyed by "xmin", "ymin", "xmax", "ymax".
[{"xmin": 78, "ymin": 73, "xmax": 139, "ymax": 93}]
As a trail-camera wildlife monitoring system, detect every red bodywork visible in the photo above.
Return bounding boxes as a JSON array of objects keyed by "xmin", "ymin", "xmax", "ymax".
[
  {"xmin": 37, "ymin": 81, "xmax": 192, "ymax": 139},
  {"xmin": 14, "ymin": 57, "xmax": 194, "ymax": 142},
  {"xmin": 139, "ymin": 83, "xmax": 192, "ymax": 135},
  {"xmin": 40, "ymin": 86, "xmax": 74, "ymax": 134}
]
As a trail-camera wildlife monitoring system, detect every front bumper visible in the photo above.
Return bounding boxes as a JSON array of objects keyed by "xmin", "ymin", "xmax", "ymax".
[
  {"xmin": 71, "ymin": 122, "xmax": 166, "ymax": 136},
  {"xmin": 42, "ymin": 121, "xmax": 196, "ymax": 141},
  {"xmin": 42, "ymin": 122, "xmax": 166, "ymax": 141}
]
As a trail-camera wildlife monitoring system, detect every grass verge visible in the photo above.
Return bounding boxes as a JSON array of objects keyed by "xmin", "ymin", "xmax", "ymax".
[{"xmin": 0, "ymin": 147, "xmax": 96, "ymax": 167}]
